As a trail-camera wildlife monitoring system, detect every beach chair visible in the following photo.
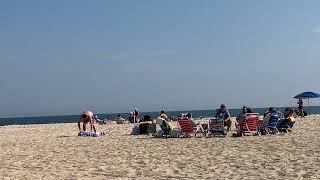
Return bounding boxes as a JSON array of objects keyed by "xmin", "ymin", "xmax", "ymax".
[
  {"xmin": 177, "ymin": 117, "xmax": 204, "ymax": 137},
  {"xmin": 241, "ymin": 113, "xmax": 260, "ymax": 136},
  {"xmin": 153, "ymin": 118, "xmax": 178, "ymax": 137},
  {"xmin": 206, "ymin": 118, "xmax": 227, "ymax": 137},
  {"xmin": 258, "ymin": 114, "xmax": 270, "ymax": 135},
  {"xmin": 266, "ymin": 111, "xmax": 281, "ymax": 134}
]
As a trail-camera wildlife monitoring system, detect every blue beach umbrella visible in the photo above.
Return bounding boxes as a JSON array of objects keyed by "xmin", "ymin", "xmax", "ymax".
[{"xmin": 293, "ymin": 92, "xmax": 320, "ymax": 114}]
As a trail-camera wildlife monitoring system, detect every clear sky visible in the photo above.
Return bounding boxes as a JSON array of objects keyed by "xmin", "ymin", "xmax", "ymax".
[{"xmin": 1, "ymin": 0, "xmax": 320, "ymax": 117}]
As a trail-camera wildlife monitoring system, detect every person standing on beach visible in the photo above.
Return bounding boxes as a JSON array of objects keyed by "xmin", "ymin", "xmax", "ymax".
[
  {"xmin": 78, "ymin": 111, "xmax": 96, "ymax": 132},
  {"xmin": 215, "ymin": 104, "xmax": 232, "ymax": 131},
  {"xmin": 297, "ymin": 99, "xmax": 304, "ymax": 117},
  {"xmin": 133, "ymin": 108, "xmax": 139, "ymax": 122}
]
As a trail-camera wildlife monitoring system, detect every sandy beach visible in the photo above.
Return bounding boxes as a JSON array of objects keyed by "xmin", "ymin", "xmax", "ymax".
[{"xmin": 1, "ymin": 116, "xmax": 320, "ymax": 179}]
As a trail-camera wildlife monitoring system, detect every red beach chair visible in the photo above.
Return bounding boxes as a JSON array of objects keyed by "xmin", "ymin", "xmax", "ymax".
[
  {"xmin": 177, "ymin": 117, "xmax": 204, "ymax": 137},
  {"xmin": 241, "ymin": 113, "xmax": 260, "ymax": 136}
]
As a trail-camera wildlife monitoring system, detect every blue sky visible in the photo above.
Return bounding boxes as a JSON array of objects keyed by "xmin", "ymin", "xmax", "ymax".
[{"xmin": 1, "ymin": 0, "xmax": 320, "ymax": 117}]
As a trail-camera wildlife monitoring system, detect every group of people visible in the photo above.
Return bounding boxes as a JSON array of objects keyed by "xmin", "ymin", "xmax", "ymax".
[
  {"xmin": 78, "ymin": 99, "xmax": 305, "ymax": 134},
  {"xmin": 77, "ymin": 109, "xmax": 144, "ymax": 133},
  {"xmin": 235, "ymin": 106, "xmax": 297, "ymax": 136}
]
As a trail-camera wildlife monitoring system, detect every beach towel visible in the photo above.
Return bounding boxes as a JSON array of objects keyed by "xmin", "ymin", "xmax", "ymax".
[{"xmin": 78, "ymin": 131, "xmax": 106, "ymax": 137}]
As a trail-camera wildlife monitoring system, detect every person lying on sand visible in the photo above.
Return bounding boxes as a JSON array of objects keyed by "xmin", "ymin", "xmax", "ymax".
[{"xmin": 78, "ymin": 111, "xmax": 96, "ymax": 132}]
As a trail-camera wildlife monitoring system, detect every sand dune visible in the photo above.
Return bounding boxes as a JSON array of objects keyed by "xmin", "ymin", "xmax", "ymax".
[{"xmin": 1, "ymin": 116, "xmax": 320, "ymax": 179}]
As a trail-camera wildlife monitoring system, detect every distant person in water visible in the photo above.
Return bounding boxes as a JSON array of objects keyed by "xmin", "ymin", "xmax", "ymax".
[
  {"xmin": 78, "ymin": 111, "xmax": 96, "ymax": 132},
  {"xmin": 215, "ymin": 104, "xmax": 232, "ymax": 131}
]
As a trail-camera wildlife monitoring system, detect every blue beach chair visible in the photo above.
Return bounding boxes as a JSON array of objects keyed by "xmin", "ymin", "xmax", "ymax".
[{"xmin": 266, "ymin": 110, "xmax": 282, "ymax": 134}]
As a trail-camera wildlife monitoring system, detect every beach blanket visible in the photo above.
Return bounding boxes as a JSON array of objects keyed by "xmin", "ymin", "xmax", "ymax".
[{"xmin": 78, "ymin": 131, "xmax": 106, "ymax": 137}]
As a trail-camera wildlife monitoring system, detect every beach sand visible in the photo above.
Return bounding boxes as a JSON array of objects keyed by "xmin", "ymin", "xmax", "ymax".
[{"xmin": 1, "ymin": 116, "xmax": 320, "ymax": 179}]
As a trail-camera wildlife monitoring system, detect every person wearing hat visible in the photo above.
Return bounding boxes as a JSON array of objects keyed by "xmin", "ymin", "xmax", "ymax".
[
  {"xmin": 78, "ymin": 111, "xmax": 96, "ymax": 132},
  {"xmin": 215, "ymin": 104, "xmax": 232, "ymax": 131}
]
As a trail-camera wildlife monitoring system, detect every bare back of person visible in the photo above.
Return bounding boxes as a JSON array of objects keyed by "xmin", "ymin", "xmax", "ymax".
[{"xmin": 78, "ymin": 111, "xmax": 96, "ymax": 132}]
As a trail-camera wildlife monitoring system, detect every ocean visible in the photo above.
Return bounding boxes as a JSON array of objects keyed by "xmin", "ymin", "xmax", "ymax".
[{"xmin": 1, "ymin": 106, "xmax": 320, "ymax": 126}]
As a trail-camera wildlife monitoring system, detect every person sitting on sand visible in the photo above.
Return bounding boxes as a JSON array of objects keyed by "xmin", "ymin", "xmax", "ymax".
[
  {"xmin": 94, "ymin": 115, "xmax": 106, "ymax": 124},
  {"xmin": 78, "ymin": 111, "xmax": 96, "ymax": 132},
  {"xmin": 115, "ymin": 114, "xmax": 126, "ymax": 124},
  {"xmin": 215, "ymin": 104, "xmax": 232, "ymax": 131}
]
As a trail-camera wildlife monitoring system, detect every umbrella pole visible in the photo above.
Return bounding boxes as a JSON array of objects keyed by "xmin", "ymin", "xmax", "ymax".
[
  {"xmin": 308, "ymin": 98, "xmax": 310, "ymax": 115},
  {"xmin": 134, "ymin": 109, "xmax": 136, "ymax": 125}
]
